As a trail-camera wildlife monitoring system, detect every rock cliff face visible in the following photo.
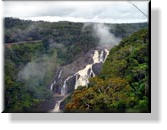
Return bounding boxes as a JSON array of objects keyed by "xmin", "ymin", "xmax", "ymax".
[
  {"xmin": 49, "ymin": 48, "xmax": 109, "ymax": 112},
  {"xmin": 50, "ymin": 49, "xmax": 109, "ymax": 94}
]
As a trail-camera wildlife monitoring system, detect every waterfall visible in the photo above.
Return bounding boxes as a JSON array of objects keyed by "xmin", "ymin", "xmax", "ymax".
[
  {"xmin": 61, "ymin": 75, "xmax": 74, "ymax": 96},
  {"xmin": 61, "ymin": 79, "xmax": 67, "ymax": 96},
  {"xmin": 58, "ymin": 70, "xmax": 62, "ymax": 79},
  {"xmin": 74, "ymin": 64, "xmax": 92, "ymax": 88},
  {"xmin": 104, "ymin": 49, "xmax": 109, "ymax": 61},
  {"xmin": 99, "ymin": 50, "xmax": 104, "ymax": 62},
  {"xmin": 50, "ymin": 83, "xmax": 54, "ymax": 91},
  {"xmin": 49, "ymin": 70, "xmax": 62, "ymax": 91},
  {"xmin": 49, "ymin": 79, "xmax": 57, "ymax": 91},
  {"xmin": 50, "ymin": 100, "xmax": 61, "ymax": 112},
  {"xmin": 62, "ymin": 49, "xmax": 109, "ymax": 92},
  {"xmin": 50, "ymin": 49, "xmax": 109, "ymax": 112},
  {"xmin": 50, "ymin": 49, "xmax": 109, "ymax": 93}
]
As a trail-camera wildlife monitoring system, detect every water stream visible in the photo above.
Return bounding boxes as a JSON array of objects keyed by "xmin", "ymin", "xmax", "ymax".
[{"xmin": 50, "ymin": 49, "xmax": 109, "ymax": 112}]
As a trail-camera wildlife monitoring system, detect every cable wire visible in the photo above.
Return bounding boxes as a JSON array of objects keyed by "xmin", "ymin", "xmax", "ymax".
[{"xmin": 128, "ymin": 1, "xmax": 148, "ymax": 18}]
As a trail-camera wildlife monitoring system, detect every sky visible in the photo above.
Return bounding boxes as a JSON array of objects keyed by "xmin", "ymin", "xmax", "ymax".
[{"xmin": 3, "ymin": 1, "xmax": 149, "ymax": 23}]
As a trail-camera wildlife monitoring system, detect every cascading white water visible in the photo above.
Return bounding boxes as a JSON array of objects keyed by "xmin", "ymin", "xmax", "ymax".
[
  {"xmin": 58, "ymin": 70, "xmax": 62, "ymax": 79},
  {"xmin": 104, "ymin": 49, "xmax": 109, "ymax": 61},
  {"xmin": 50, "ymin": 79, "xmax": 57, "ymax": 91},
  {"xmin": 50, "ymin": 83, "xmax": 54, "ymax": 91},
  {"xmin": 74, "ymin": 49, "xmax": 109, "ymax": 89},
  {"xmin": 50, "ymin": 49, "xmax": 109, "ymax": 92},
  {"xmin": 50, "ymin": 100, "xmax": 61, "ymax": 112},
  {"xmin": 49, "ymin": 70, "xmax": 62, "ymax": 91},
  {"xmin": 99, "ymin": 50, "xmax": 104, "ymax": 62},
  {"xmin": 74, "ymin": 64, "xmax": 93, "ymax": 88},
  {"xmin": 62, "ymin": 49, "xmax": 109, "ymax": 91},
  {"xmin": 50, "ymin": 49, "xmax": 109, "ymax": 112},
  {"xmin": 61, "ymin": 75, "xmax": 74, "ymax": 96}
]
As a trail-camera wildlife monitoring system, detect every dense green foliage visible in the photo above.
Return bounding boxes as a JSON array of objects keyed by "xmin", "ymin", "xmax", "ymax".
[
  {"xmin": 4, "ymin": 18, "xmax": 99, "ymax": 112},
  {"xmin": 5, "ymin": 41, "xmax": 52, "ymax": 112},
  {"xmin": 4, "ymin": 18, "xmax": 147, "ymax": 43},
  {"xmin": 4, "ymin": 17, "xmax": 148, "ymax": 112},
  {"xmin": 65, "ymin": 29, "xmax": 150, "ymax": 113},
  {"xmin": 4, "ymin": 17, "xmax": 147, "ymax": 65},
  {"xmin": 5, "ymin": 18, "xmax": 100, "ymax": 65}
]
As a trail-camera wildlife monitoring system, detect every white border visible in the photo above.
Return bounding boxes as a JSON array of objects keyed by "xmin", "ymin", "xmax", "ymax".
[{"xmin": 1, "ymin": 0, "xmax": 167, "ymax": 130}]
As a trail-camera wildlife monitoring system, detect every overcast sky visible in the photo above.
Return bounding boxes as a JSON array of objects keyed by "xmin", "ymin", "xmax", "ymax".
[{"xmin": 3, "ymin": 1, "xmax": 149, "ymax": 23}]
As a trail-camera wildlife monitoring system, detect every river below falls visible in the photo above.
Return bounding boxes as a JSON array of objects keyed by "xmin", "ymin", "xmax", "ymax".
[{"xmin": 49, "ymin": 94, "xmax": 67, "ymax": 112}]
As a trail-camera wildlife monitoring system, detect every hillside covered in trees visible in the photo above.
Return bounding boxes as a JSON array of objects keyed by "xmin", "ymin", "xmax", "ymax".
[
  {"xmin": 4, "ymin": 17, "xmax": 148, "ymax": 112},
  {"xmin": 64, "ymin": 29, "xmax": 150, "ymax": 113}
]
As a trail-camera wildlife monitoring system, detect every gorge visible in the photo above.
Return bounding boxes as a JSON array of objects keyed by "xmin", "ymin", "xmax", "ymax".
[{"xmin": 4, "ymin": 17, "xmax": 148, "ymax": 112}]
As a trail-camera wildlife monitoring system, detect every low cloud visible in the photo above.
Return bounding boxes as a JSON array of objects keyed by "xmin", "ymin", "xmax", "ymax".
[
  {"xmin": 82, "ymin": 23, "xmax": 121, "ymax": 49},
  {"xmin": 93, "ymin": 24, "xmax": 121, "ymax": 48},
  {"xmin": 18, "ymin": 54, "xmax": 58, "ymax": 88}
]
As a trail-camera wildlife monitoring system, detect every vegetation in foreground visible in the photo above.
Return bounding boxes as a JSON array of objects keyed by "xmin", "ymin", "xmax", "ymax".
[{"xmin": 65, "ymin": 29, "xmax": 150, "ymax": 113}]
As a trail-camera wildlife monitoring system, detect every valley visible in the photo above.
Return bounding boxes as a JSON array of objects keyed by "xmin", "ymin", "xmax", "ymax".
[{"xmin": 4, "ymin": 17, "xmax": 149, "ymax": 113}]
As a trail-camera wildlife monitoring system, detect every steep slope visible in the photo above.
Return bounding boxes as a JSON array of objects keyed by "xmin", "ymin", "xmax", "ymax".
[
  {"xmin": 64, "ymin": 29, "xmax": 149, "ymax": 113},
  {"xmin": 4, "ymin": 18, "xmax": 148, "ymax": 112}
]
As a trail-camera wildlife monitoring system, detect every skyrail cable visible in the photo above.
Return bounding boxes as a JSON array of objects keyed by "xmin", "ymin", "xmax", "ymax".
[{"xmin": 128, "ymin": 1, "xmax": 148, "ymax": 18}]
